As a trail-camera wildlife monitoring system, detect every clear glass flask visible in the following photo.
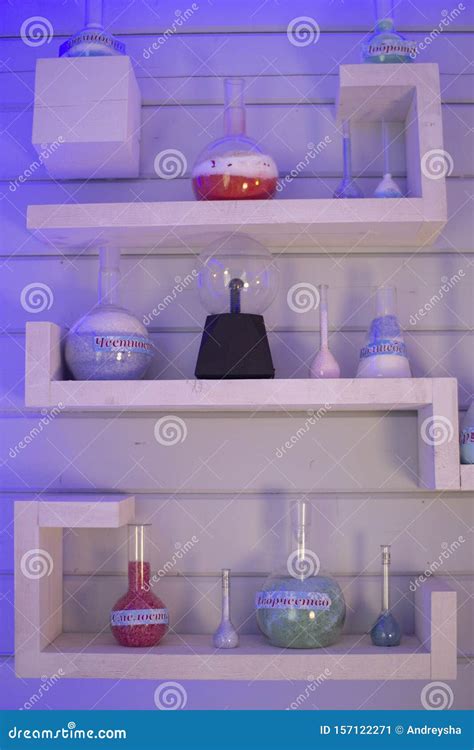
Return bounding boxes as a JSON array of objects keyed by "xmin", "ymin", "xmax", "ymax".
[
  {"xmin": 356, "ymin": 286, "xmax": 411, "ymax": 378},
  {"xmin": 59, "ymin": 0, "xmax": 126, "ymax": 57},
  {"xmin": 362, "ymin": 0, "xmax": 415, "ymax": 64},
  {"xmin": 192, "ymin": 78, "xmax": 278, "ymax": 200},
  {"xmin": 334, "ymin": 121, "xmax": 363, "ymax": 199},
  {"xmin": 460, "ymin": 401, "xmax": 474, "ymax": 464},
  {"xmin": 111, "ymin": 524, "xmax": 169, "ymax": 647},
  {"xmin": 212, "ymin": 569, "xmax": 239, "ymax": 648},
  {"xmin": 370, "ymin": 545, "xmax": 401, "ymax": 646},
  {"xmin": 309, "ymin": 284, "xmax": 341, "ymax": 378},
  {"xmin": 65, "ymin": 247, "xmax": 153, "ymax": 380},
  {"xmin": 256, "ymin": 500, "xmax": 346, "ymax": 648}
]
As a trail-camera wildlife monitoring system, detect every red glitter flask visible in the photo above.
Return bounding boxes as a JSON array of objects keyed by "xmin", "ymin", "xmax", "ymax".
[{"xmin": 111, "ymin": 524, "xmax": 169, "ymax": 647}]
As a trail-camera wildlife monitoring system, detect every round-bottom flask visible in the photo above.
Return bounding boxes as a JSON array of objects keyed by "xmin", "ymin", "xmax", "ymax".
[
  {"xmin": 192, "ymin": 78, "xmax": 278, "ymax": 201},
  {"xmin": 65, "ymin": 248, "xmax": 153, "ymax": 380},
  {"xmin": 256, "ymin": 501, "xmax": 346, "ymax": 648},
  {"xmin": 111, "ymin": 524, "xmax": 169, "ymax": 647}
]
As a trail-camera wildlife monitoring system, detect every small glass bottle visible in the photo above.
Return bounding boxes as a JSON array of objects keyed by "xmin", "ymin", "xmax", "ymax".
[
  {"xmin": 460, "ymin": 401, "xmax": 474, "ymax": 464},
  {"xmin": 65, "ymin": 247, "xmax": 153, "ymax": 380},
  {"xmin": 111, "ymin": 524, "xmax": 169, "ymax": 647},
  {"xmin": 192, "ymin": 78, "xmax": 278, "ymax": 201},
  {"xmin": 362, "ymin": 0, "xmax": 415, "ymax": 64},
  {"xmin": 374, "ymin": 121, "xmax": 403, "ymax": 199},
  {"xmin": 59, "ymin": 0, "xmax": 126, "ymax": 57},
  {"xmin": 356, "ymin": 286, "xmax": 411, "ymax": 378},
  {"xmin": 370, "ymin": 545, "xmax": 401, "ymax": 646},
  {"xmin": 334, "ymin": 121, "xmax": 363, "ymax": 199},
  {"xmin": 309, "ymin": 284, "xmax": 341, "ymax": 378},
  {"xmin": 212, "ymin": 569, "xmax": 239, "ymax": 648},
  {"xmin": 256, "ymin": 500, "xmax": 346, "ymax": 649}
]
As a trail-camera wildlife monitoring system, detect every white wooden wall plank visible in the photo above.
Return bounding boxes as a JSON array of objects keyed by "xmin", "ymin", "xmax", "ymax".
[
  {"xmin": 2, "ymin": 72, "xmax": 473, "ymax": 108},
  {"xmin": 1, "ymin": 102, "xmax": 473, "ymax": 181},
  {"xmin": 1, "ymin": 254, "xmax": 472, "ymax": 332}
]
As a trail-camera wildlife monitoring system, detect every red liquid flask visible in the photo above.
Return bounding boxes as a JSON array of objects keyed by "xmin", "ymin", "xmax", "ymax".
[
  {"xmin": 192, "ymin": 78, "xmax": 278, "ymax": 201},
  {"xmin": 111, "ymin": 524, "xmax": 169, "ymax": 647}
]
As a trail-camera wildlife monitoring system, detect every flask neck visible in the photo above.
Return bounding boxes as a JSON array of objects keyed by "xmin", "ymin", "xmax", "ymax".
[
  {"xmin": 85, "ymin": 0, "xmax": 104, "ymax": 29},
  {"xmin": 221, "ymin": 569, "xmax": 231, "ymax": 620},
  {"xmin": 381, "ymin": 545, "xmax": 391, "ymax": 611},
  {"xmin": 318, "ymin": 284, "xmax": 329, "ymax": 348},
  {"xmin": 341, "ymin": 121, "xmax": 353, "ymax": 180},
  {"xmin": 224, "ymin": 78, "xmax": 246, "ymax": 137},
  {"xmin": 374, "ymin": 0, "xmax": 395, "ymax": 30},
  {"xmin": 98, "ymin": 247, "xmax": 121, "ymax": 307},
  {"xmin": 128, "ymin": 561, "xmax": 151, "ymax": 592},
  {"xmin": 374, "ymin": 286, "xmax": 397, "ymax": 318}
]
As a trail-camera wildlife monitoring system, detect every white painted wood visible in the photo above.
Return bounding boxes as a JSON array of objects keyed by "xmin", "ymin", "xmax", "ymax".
[
  {"xmin": 26, "ymin": 196, "xmax": 445, "ymax": 250},
  {"xmin": 37, "ymin": 632, "xmax": 430, "ymax": 681},
  {"xmin": 4, "ymin": 179, "xmax": 472, "ymax": 256},
  {"xmin": 14, "ymin": 501, "xmax": 63, "ymax": 676},
  {"xmin": 414, "ymin": 579, "xmax": 457, "ymax": 679},
  {"xmin": 14, "ymin": 496, "xmax": 133, "ymax": 675},
  {"xmin": 24, "ymin": 321, "xmax": 63, "ymax": 408},
  {"xmin": 417, "ymin": 378, "xmax": 461, "ymax": 490},
  {"xmin": 460, "ymin": 465, "xmax": 474, "ymax": 489},
  {"xmin": 32, "ymin": 57, "xmax": 141, "ymax": 179},
  {"xmin": 38, "ymin": 495, "xmax": 135, "ymax": 528},
  {"xmin": 337, "ymin": 64, "xmax": 447, "ymax": 215}
]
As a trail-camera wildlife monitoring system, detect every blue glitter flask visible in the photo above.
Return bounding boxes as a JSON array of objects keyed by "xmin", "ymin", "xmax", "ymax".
[
  {"xmin": 370, "ymin": 545, "xmax": 401, "ymax": 647},
  {"xmin": 59, "ymin": 0, "xmax": 126, "ymax": 58},
  {"xmin": 65, "ymin": 247, "xmax": 153, "ymax": 381},
  {"xmin": 362, "ymin": 0, "xmax": 416, "ymax": 64}
]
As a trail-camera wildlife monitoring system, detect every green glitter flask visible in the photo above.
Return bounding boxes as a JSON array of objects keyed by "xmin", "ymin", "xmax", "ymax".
[{"xmin": 256, "ymin": 500, "xmax": 346, "ymax": 648}]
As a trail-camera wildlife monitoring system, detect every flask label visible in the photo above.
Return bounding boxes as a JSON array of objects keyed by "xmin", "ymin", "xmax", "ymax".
[
  {"xmin": 111, "ymin": 608, "xmax": 169, "ymax": 626},
  {"xmin": 93, "ymin": 334, "xmax": 153, "ymax": 356},
  {"xmin": 255, "ymin": 591, "xmax": 331, "ymax": 610},
  {"xmin": 461, "ymin": 429, "xmax": 474, "ymax": 445},
  {"xmin": 360, "ymin": 339, "xmax": 407, "ymax": 359}
]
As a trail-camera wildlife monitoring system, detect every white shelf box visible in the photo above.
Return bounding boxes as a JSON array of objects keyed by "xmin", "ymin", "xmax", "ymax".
[
  {"xmin": 24, "ymin": 322, "xmax": 461, "ymax": 490},
  {"xmin": 14, "ymin": 497, "xmax": 457, "ymax": 681},
  {"xmin": 32, "ymin": 57, "xmax": 141, "ymax": 179},
  {"xmin": 26, "ymin": 63, "xmax": 446, "ymax": 249}
]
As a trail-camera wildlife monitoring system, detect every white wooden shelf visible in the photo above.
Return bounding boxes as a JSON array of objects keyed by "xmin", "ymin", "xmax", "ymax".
[
  {"xmin": 25, "ymin": 322, "xmax": 460, "ymax": 490},
  {"xmin": 460, "ymin": 465, "xmax": 474, "ymax": 490},
  {"xmin": 26, "ymin": 64, "xmax": 446, "ymax": 250},
  {"xmin": 14, "ymin": 497, "xmax": 457, "ymax": 681}
]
